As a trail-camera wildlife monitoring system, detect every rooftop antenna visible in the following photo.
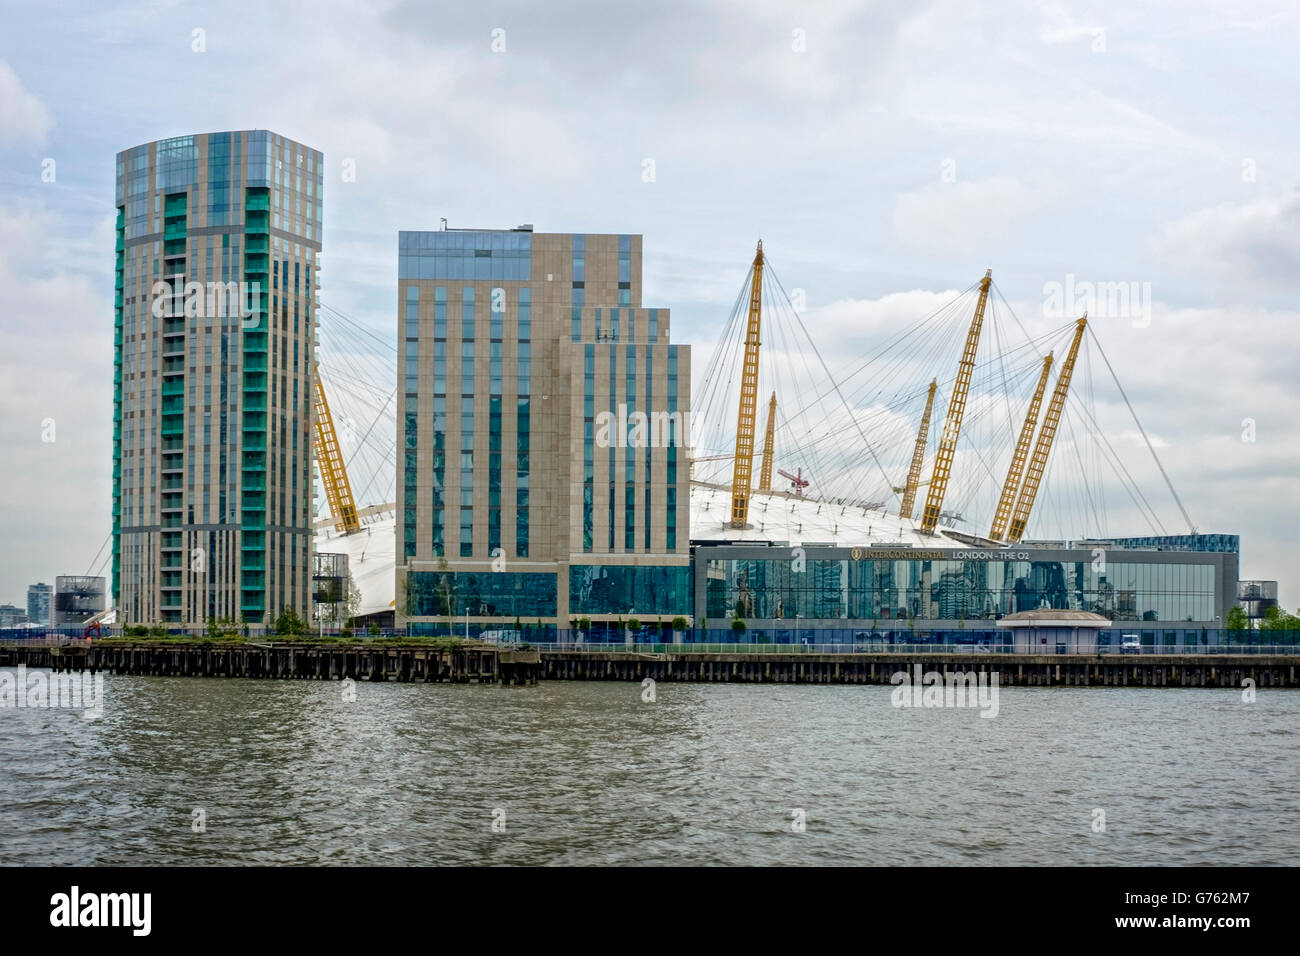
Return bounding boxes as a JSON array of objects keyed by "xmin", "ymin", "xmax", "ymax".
[{"xmin": 440, "ymin": 217, "xmax": 448, "ymax": 230}]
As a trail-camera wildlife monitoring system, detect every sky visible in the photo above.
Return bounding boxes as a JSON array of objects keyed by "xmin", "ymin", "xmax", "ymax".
[{"xmin": 0, "ymin": 0, "xmax": 1297, "ymax": 609}]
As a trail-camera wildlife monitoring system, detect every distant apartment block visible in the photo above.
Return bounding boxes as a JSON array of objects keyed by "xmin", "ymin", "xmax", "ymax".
[
  {"xmin": 0, "ymin": 604, "xmax": 27, "ymax": 627},
  {"xmin": 26, "ymin": 582, "xmax": 52, "ymax": 626}
]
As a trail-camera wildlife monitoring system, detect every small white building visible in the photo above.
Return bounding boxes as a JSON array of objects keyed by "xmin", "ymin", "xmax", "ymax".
[{"xmin": 996, "ymin": 608, "xmax": 1113, "ymax": 653}]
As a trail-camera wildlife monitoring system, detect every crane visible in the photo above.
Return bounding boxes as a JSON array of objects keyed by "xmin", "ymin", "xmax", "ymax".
[
  {"xmin": 758, "ymin": 392, "xmax": 777, "ymax": 492},
  {"xmin": 312, "ymin": 364, "xmax": 360, "ymax": 535},
  {"xmin": 777, "ymin": 467, "xmax": 809, "ymax": 496},
  {"xmin": 919, "ymin": 270, "xmax": 992, "ymax": 534},
  {"xmin": 1006, "ymin": 316, "xmax": 1088, "ymax": 543},
  {"xmin": 989, "ymin": 352, "xmax": 1054, "ymax": 540},
  {"xmin": 898, "ymin": 379, "xmax": 937, "ymax": 520},
  {"xmin": 729, "ymin": 240, "xmax": 765, "ymax": 528}
]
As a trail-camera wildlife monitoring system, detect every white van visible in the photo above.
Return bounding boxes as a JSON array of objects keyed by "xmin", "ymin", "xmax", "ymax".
[{"xmin": 480, "ymin": 629, "xmax": 522, "ymax": 644}]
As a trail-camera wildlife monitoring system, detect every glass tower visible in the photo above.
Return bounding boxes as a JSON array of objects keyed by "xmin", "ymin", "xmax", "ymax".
[{"xmin": 113, "ymin": 131, "xmax": 322, "ymax": 625}]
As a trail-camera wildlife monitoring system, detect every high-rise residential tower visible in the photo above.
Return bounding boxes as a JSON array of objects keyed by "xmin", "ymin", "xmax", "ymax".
[
  {"xmin": 114, "ymin": 131, "xmax": 322, "ymax": 625},
  {"xmin": 396, "ymin": 227, "xmax": 692, "ymax": 635},
  {"xmin": 26, "ymin": 582, "xmax": 52, "ymax": 627}
]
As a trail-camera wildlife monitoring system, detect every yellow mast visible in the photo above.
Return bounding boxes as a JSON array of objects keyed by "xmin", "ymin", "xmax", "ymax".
[
  {"xmin": 899, "ymin": 379, "xmax": 937, "ymax": 519},
  {"xmin": 729, "ymin": 240, "xmax": 765, "ymax": 528},
  {"xmin": 1006, "ymin": 316, "xmax": 1088, "ymax": 543},
  {"xmin": 988, "ymin": 352, "xmax": 1054, "ymax": 540},
  {"xmin": 312, "ymin": 364, "xmax": 360, "ymax": 534},
  {"xmin": 758, "ymin": 392, "xmax": 777, "ymax": 493},
  {"xmin": 919, "ymin": 269, "xmax": 992, "ymax": 534}
]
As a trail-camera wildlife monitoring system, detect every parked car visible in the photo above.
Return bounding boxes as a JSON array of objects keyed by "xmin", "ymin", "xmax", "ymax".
[{"xmin": 1120, "ymin": 634, "xmax": 1142, "ymax": 654}]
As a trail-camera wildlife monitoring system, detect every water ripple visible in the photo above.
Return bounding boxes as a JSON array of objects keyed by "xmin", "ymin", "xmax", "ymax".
[{"xmin": 0, "ymin": 677, "xmax": 1296, "ymax": 865}]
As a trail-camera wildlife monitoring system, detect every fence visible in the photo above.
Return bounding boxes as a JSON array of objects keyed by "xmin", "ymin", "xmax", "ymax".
[
  {"xmin": 505, "ymin": 640, "xmax": 1300, "ymax": 656},
  {"xmin": 4, "ymin": 625, "xmax": 1298, "ymax": 656}
]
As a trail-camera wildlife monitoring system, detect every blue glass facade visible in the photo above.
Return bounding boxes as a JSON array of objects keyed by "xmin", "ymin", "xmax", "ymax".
[
  {"xmin": 1105, "ymin": 534, "xmax": 1239, "ymax": 553},
  {"xmin": 432, "ymin": 287, "xmax": 447, "ymax": 555},
  {"xmin": 398, "ymin": 229, "xmax": 531, "ymax": 281},
  {"xmin": 516, "ymin": 288, "xmax": 530, "ymax": 557},
  {"xmin": 704, "ymin": 555, "xmax": 1221, "ymax": 624},
  {"xmin": 569, "ymin": 565, "xmax": 692, "ymax": 615},
  {"xmin": 459, "ymin": 287, "xmax": 475, "ymax": 557},
  {"xmin": 408, "ymin": 571, "xmax": 557, "ymax": 617},
  {"xmin": 666, "ymin": 346, "xmax": 680, "ymax": 551},
  {"xmin": 583, "ymin": 344, "xmax": 595, "ymax": 551},
  {"xmin": 402, "ymin": 285, "xmax": 418, "ymax": 559}
]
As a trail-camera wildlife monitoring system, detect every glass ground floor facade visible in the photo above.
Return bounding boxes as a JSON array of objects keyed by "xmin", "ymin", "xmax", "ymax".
[
  {"xmin": 398, "ymin": 560, "xmax": 693, "ymax": 635},
  {"xmin": 397, "ymin": 541, "xmax": 1240, "ymax": 642},
  {"xmin": 694, "ymin": 543, "xmax": 1239, "ymax": 633}
]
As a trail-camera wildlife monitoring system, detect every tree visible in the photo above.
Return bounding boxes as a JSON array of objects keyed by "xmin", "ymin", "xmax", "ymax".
[
  {"xmin": 398, "ymin": 572, "xmax": 418, "ymax": 623},
  {"xmin": 274, "ymin": 607, "xmax": 307, "ymax": 636},
  {"xmin": 1263, "ymin": 605, "xmax": 1300, "ymax": 632},
  {"xmin": 1225, "ymin": 606, "xmax": 1248, "ymax": 632},
  {"xmin": 577, "ymin": 617, "xmax": 591, "ymax": 635},
  {"xmin": 731, "ymin": 617, "xmax": 747, "ymax": 634},
  {"xmin": 346, "ymin": 574, "xmax": 363, "ymax": 627},
  {"xmin": 205, "ymin": 616, "xmax": 239, "ymax": 641},
  {"xmin": 671, "ymin": 616, "xmax": 688, "ymax": 634}
]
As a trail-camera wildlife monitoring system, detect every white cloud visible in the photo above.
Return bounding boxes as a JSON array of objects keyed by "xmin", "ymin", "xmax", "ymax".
[
  {"xmin": 1039, "ymin": 1, "xmax": 1105, "ymax": 45},
  {"xmin": 893, "ymin": 179, "xmax": 1037, "ymax": 255},
  {"xmin": 1155, "ymin": 188, "xmax": 1300, "ymax": 295},
  {"xmin": 0, "ymin": 60, "xmax": 53, "ymax": 146},
  {"xmin": 0, "ymin": 205, "xmax": 112, "ymax": 592}
]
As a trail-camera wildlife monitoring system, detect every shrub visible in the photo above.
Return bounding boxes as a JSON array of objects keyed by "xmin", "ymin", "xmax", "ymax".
[{"xmin": 273, "ymin": 607, "xmax": 307, "ymax": 636}]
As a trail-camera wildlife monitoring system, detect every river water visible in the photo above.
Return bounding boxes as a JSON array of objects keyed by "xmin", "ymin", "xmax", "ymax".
[{"xmin": 1, "ymin": 674, "xmax": 1296, "ymax": 865}]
